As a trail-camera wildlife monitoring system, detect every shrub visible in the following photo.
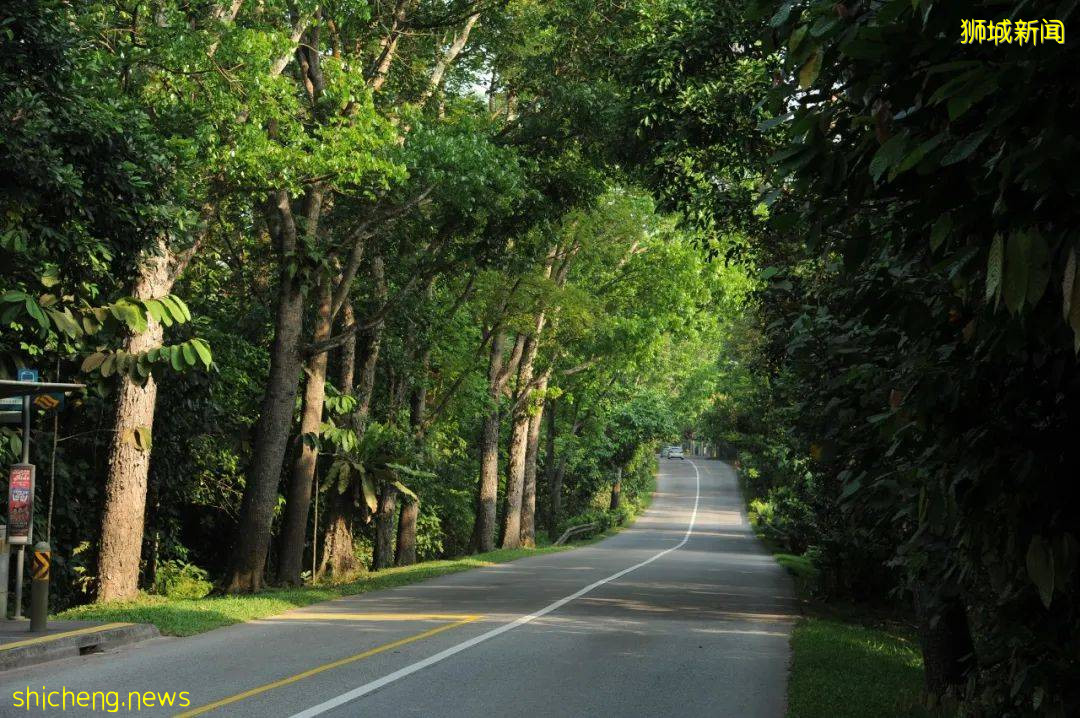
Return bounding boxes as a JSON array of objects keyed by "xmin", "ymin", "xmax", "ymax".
[{"xmin": 153, "ymin": 560, "xmax": 212, "ymax": 600}]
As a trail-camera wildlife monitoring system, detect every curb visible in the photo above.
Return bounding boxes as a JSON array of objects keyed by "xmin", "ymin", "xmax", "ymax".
[{"xmin": 0, "ymin": 623, "xmax": 160, "ymax": 672}]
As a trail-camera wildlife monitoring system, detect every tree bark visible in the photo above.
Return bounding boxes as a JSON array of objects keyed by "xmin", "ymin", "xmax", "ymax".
[
  {"xmin": 419, "ymin": 11, "xmax": 481, "ymax": 105},
  {"xmin": 609, "ymin": 466, "xmax": 623, "ymax": 511},
  {"xmin": 225, "ymin": 190, "xmax": 317, "ymax": 593},
  {"xmin": 501, "ymin": 330, "xmax": 542, "ymax": 549},
  {"xmin": 277, "ymin": 275, "xmax": 333, "ymax": 585},
  {"xmin": 472, "ymin": 389, "xmax": 502, "ymax": 550},
  {"xmin": 394, "ymin": 499, "xmax": 418, "ymax": 566},
  {"xmin": 372, "ymin": 483, "xmax": 398, "ymax": 570},
  {"xmin": 471, "ymin": 331, "xmax": 524, "ymax": 552},
  {"xmin": 318, "ymin": 285, "xmax": 383, "ymax": 578},
  {"xmin": 97, "ymin": 246, "xmax": 173, "ymax": 602},
  {"xmin": 914, "ymin": 583, "xmax": 975, "ymax": 700},
  {"xmin": 520, "ymin": 372, "xmax": 548, "ymax": 547},
  {"xmin": 368, "ymin": 0, "xmax": 413, "ymax": 91}
]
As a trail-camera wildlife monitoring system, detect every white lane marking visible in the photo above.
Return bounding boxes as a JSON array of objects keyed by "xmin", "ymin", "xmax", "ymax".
[{"xmin": 289, "ymin": 460, "xmax": 702, "ymax": 718}]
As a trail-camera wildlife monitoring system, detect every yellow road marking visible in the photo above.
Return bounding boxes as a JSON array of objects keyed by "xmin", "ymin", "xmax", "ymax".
[
  {"xmin": 267, "ymin": 612, "xmax": 481, "ymax": 622},
  {"xmin": 175, "ymin": 616, "xmax": 481, "ymax": 717},
  {"xmin": 0, "ymin": 622, "xmax": 132, "ymax": 652}
]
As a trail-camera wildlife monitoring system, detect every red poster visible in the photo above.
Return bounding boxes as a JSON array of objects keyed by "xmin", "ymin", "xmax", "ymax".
[{"xmin": 7, "ymin": 464, "xmax": 34, "ymax": 542}]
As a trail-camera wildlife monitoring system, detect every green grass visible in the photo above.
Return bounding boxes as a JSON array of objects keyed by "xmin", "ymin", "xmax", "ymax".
[
  {"xmin": 787, "ymin": 616, "xmax": 944, "ymax": 718},
  {"xmin": 57, "ymin": 545, "xmax": 573, "ymax": 637}
]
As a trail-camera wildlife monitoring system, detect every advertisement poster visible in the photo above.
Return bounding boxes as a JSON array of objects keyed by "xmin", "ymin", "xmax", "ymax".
[{"xmin": 8, "ymin": 463, "xmax": 34, "ymax": 543}]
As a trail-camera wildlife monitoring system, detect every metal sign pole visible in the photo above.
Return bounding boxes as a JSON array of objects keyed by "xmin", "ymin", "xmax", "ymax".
[
  {"xmin": 0, "ymin": 525, "xmax": 7, "ymax": 620},
  {"xmin": 12, "ymin": 393, "xmax": 31, "ymax": 620}
]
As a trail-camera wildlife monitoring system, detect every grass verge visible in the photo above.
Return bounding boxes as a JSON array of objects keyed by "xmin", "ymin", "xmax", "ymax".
[
  {"xmin": 57, "ymin": 545, "xmax": 574, "ymax": 637},
  {"xmin": 787, "ymin": 616, "xmax": 942, "ymax": 718}
]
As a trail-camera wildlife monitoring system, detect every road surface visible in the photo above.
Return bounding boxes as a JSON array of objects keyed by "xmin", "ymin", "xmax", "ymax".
[{"xmin": 0, "ymin": 459, "xmax": 795, "ymax": 717}]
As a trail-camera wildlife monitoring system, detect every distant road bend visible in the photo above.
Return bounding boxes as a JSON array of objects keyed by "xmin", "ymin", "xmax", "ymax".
[{"xmin": 0, "ymin": 459, "xmax": 795, "ymax": 718}]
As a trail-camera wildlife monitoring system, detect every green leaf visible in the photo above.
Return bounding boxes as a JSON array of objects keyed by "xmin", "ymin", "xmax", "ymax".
[
  {"xmin": 80, "ymin": 352, "xmax": 107, "ymax": 373},
  {"xmin": 169, "ymin": 345, "xmax": 184, "ymax": 371},
  {"xmin": 24, "ymin": 298, "xmax": 49, "ymax": 330},
  {"xmin": 46, "ymin": 308, "xmax": 82, "ymax": 337},
  {"xmin": 182, "ymin": 341, "xmax": 197, "ymax": 367},
  {"xmin": 985, "ymin": 234, "xmax": 1004, "ymax": 305},
  {"xmin": 930, "ymin": 215, "xmax": 952, "ymax": 252},
  {"xmin": 111, "ymin": 299, "xmax": 147, "ymax": 333},
  {"xmin": 391, "ymin": 480, "xmax": 418, "ymax": 502},
  {"xmin": 1065, "ymin": 251, "xmax": 1080, "ymax": 352},
  {"xmin": 869, "ymin": 133, "xmax": 908, "ymax": 182},
  {"xmin": 1, "ymin": 291, "xmax": 29, "ymax": 303},
  {"xmin": 134, "ymin": 425, "xmax": 152, "ymax": 452},
  {"xmin": 143, "ymin": 299, "xmax": 173, "ymax": 327},
  {"xmin": 770, "ymin": 3, "xmax": 793, "ymax": 27},
  {"xmin": 788, "ymin": 25, "xmax": 808, "ymax": 53},
  {"xmin": 798, "ymin": 48, "xmax": 823, "ymax": 89},
  {"xmin": 190, "ymin": 338, "xmax": 213, "ymax": 368},
  {"xmin": 169, "ymin": 295, "xmax": 193, "ymax": 322},
  {"xmin": 100, "ymin": 355, "xmax": 116, "ymax": 378},
  {"xmin": 1026, "ymin": 536, "xmax": 1055, "ymax": 608},
  {"xmin": 159, "ymin": 295, "xmax": 188, "ymax": 324},
  {"xmin": 361, "ymin": 474, "xmax": 379, "ymax": 513},
  {"xmin": 941, "ymin": 131, "xmax": 989, "ymax": 166},
  {"xmin": 1003, "ymin": 230, "xmax": 1031, "ymax": 315}
]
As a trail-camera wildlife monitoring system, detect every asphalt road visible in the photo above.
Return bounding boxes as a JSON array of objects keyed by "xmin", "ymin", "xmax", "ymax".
[{"xmin": 0, "ymin": 458, "xmax": 795, "ymax": 717}]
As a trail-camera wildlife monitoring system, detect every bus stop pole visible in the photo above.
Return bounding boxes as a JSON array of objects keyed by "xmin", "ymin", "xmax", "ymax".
[
  {"xmin": 0, "ymin": 525, "xmax": 8, "ymax": 620},
  {"xmin": 12, "ymin": 394, "xmax": 30, "ymax": 620}
]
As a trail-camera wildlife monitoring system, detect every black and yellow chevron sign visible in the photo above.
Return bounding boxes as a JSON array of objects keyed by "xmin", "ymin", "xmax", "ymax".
[
  {"xmin": 31, "ymin": 550, "xmax": 50, "ymax": 581},
  {"xmin": 33, "ymin": 394, "xmax": 60, "ymax": 411}
]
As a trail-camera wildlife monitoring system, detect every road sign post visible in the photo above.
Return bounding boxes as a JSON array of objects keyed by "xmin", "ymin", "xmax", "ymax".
[
  {"xmin": 0, "ymin": 375, "xmax": 83, "ymax": 623},
  {"xmin": 29, "ymin": 542, "xmax": 50, "ymax": 632},
  {"xmin": 0, "ymin": 525, "xmax": 7, "ymax": 620}
]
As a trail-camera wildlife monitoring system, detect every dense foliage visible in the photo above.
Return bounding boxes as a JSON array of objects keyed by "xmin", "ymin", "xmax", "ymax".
[{"xmin": 622, "ymin": 0, "xmax": 1080, "ymax": 714}]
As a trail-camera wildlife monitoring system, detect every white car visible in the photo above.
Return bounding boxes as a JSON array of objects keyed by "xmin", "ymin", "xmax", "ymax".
[{"xmin": 667, "ymin": 447, "xmax": 685, "ymax": 460}]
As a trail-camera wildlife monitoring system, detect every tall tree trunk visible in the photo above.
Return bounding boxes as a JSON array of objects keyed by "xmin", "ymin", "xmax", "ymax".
[
  {"xmin": 97, "ymin": 247, "xmax": 173, "ymax": 602},
  {"xmin": 501, "ymin": 331, "xmax": 542, "ymax": 549},
  {"xmin": 914, "ymin": 583, "xmax": 975, "ymax": 701},
  {"xmin": 372, "ymin": 483, "xmax": 398, "ymax": 570},
  {"xmin": 317, "ymin": 303, "xmax": 359, "ymax": 580},
  {"xmin": 394, "ymin": 499, "xmax": 418, "ymax": 566},
  {"xmin": 520, "ymin": 373, "xmax": 548, "ymax": 547},
  {"xmin": 318, "ymin": 258, "xmax": 384, "ymax": 577},
  {"xmin": 225, "ymin": 190, "xmax": 318, "ymax": 593},
  {"xmin": 472, "ymin": 332, "xmax": 507, "ymax": 553},
  {"xmin": 277, "ymin": 276, "xmax": 333, "ymax": 585},
  {"xmin": 609, "ymin": 466, "xmax": 623, "ymax": 511}
]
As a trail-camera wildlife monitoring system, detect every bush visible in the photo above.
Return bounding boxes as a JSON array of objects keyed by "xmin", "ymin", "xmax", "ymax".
[
  {"xmin": 748, "ymin": 486, "xmax": 816, "ymax": 554},
  {"xmin": 152, "ymin": 560, "xmax": 212, "ymax": 600}
]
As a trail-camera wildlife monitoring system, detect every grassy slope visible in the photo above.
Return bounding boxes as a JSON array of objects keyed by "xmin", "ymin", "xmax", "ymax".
[
  {"xmin": 787, "ymin": 617, "xmax": 930, "ymax": 718},
  {"xmin": 58, "ymin": 546, "xmax": 573, "ymax": 637}
]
